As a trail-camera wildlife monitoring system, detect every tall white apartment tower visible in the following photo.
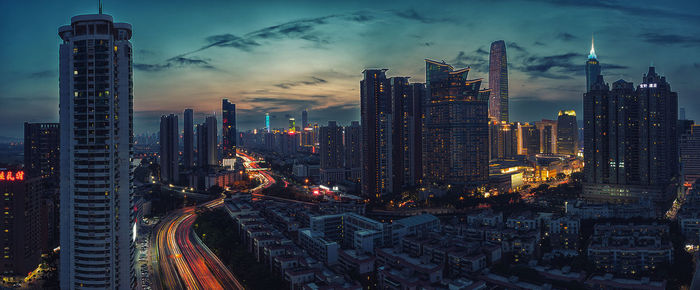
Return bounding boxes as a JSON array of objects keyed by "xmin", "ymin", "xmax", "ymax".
[{"xmin": 59, "ymin": 11, "xmax": 135, "ymax": 289}]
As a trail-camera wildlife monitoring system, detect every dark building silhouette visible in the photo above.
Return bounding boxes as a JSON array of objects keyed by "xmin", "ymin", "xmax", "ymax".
[
  {"xmin": 585, "ymin": 36, "xmax": 601, "ymax": 92},
  {"xmin": 361, "ymin": 69, "xmax": 392, "ymax": 198},
  {"xmin": 556, "ymin": 110, "xmax": 578, "ymax": 155},
  {"xmin": 302, "ymin": 109, "xmax": 308, "ymax": 129},
  {"xmin": 160, "ymin": 114, "xmax": 179, "ymax": 184},
  {"xmin": 222, "ymin": 99, "xmax": 236, "ymax": 159},
  {"xmin": 344, "ymin": 121, "xmax": 362, "ymax": 182},
  {"xmin": 390, "ymin": 77, "xmax": 424, "ymax": 191},
  {"xmin": 489, "ymin": 121, "xmax": 517, "ymax": 160},
  {"xmin": 197, "ymin": 116, "xmax": 217, "ymax": 170},
  {"xmin": 423, "ymin": 59, "xmax": 489, "ymax": 190},
  {"xmin": 489, "ymin": 40, "xmax": 509, "ymax": 122},
  {"xmin": 583, "ymin": 66, "xmax": 678, "ymax": 203},
  {"xmin": 24, "ymin": 122, "xmax": 60, "ymax": 254},
  {"xmin": 183, "ymin": 108, "xmax": 194, "ymax": 169},
  {"xmin": 319, "ymin": 121, "xmax": 345, "ymax": 184},
  {"xmin": 522, "ymin": 123, "xmax": 540, "ymax": 156}
]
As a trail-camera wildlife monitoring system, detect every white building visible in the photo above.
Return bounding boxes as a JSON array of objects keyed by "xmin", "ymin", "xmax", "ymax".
[{"xmin": 59, "ymin": 12, "xmax": 135, "ymax": 289}]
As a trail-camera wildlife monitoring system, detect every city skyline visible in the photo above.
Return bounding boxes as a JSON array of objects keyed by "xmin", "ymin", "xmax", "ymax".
[{"xmin": 2, "ymin": 0, "xmax": 700, "ymax": 138}]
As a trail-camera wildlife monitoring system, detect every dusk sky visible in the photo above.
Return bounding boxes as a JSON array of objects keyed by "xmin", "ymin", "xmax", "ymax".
[{"xmin": 1, "ymin": 0, "xmax": 699, "ymax": 138}]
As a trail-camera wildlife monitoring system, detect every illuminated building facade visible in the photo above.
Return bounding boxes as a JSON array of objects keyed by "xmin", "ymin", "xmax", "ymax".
[
  {"xmin": 489, "ymin": 121, "xmax": 517, "ymax": 160},
  {"xmin": 183, "ymin": 108, "xmax": 194, "ymax": 168},
  {"xmin": 159, "ymin": 114, "xmax": 179, "ymax": 184},
  {"xmin": 584, "ymin": 66, "xmax": 678, "ymax": 203},
  {"xmin": 58, "ymin": 11, "xmax": 136, "ymax": 288},
  {"xmin": 265, "ymin": 112, "xmax": 271, "ymax": 133},
  {"xmin": 0, "ymin": 170, "xmax": 42, "ymax": 276},
  {"xmin": 423, "ymin": 59, "xmax": 489, "ymax": 190},
  {"xmin": 680, "ymin": 125, "xmax": 700, "ymax": 181},
  {"xmin": 222, "ymin": 99, "xmax": 236, "ymax": 158},
  {"xmin": 556, "ymin": 110, "xmax": 578, "ymax": 155},
  {"xmin": 535, "ymin": 119, "xmax": 557, "ymax": 154},
  {"xmin": 489, "ymin": 40, "xmax": 509, "ymax": 122}
]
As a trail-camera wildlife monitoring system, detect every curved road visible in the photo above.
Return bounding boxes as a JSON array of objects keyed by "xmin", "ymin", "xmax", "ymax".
[
  {"xmin": 151, "ymin": 150, "xmax": 276, "ymax": 290},
  {"xmin": 153, "ymin": 197, "xmax": 243, "ymax": 290}
]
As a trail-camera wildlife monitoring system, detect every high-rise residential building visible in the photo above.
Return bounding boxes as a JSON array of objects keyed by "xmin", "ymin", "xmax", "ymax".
[
  {"xmin": 302, "ymin": 109, "xmax": 308, "ymax": 129},
  {"xmin": 222, "ymin": 99, "xmax": 236, "ymax": 158},
  {"xmin": 24, "ymin": 122, "xmax": 61, "ymax": 252},
  {"xmin": 521, "ymin": 123, "xmax": 540, "ymax": 156},
  {"xmin": 197, "ymin": 116, "xmax": 217, "ymax": 170},
  {"xmin": 583, "ymin": 66, "xmax": 679, "ymax": 203},
  {"xmin": 319, "ymin": 121, "xmax": 345, "ymax": 184},
  {"xmin": 423, "ymin": 59, "xmax": 489, "ymax": 190},
  {"xmin": 361, "ymin": 69, "xmax": 392, "ymax": 198},
  {"xmin": 183, "ymin": 108, "xmax": 194, "ymax": 168},
  {"xmin": 557, "ymin": 110, "xmax": 578, "ymax": 155},
  {"xmin": 344, "ymin": 121, "xmax": 362, "ymax": 182},
  {"xmin": 489, "ymin": 40, "xmax": 509, "ymax": 122},
  {"xmin": 390, "ymin": 78, "xmax": 425, "ymax": 190},
  {"xmin": 489, "ymin": 121, "xmax": 517, "ymax": 160},
  {"xmin": 160, "ymin": 114, "xmax": 179, "ymax": 184},
  {"xmin": 58, "ymin": 11, "xmax": 135, "ymax": 288},
  {"xmin": 265, "ymin": 113, "xmax": 271, "ymax": 133},
  {"xmin": 0, "ymin": 169, "xmax": 41, "ymax": 276},
  {"xmin": 24, "ymin": 123, "xmax": 60, "ymax": 186},
  {"xmin": 536, "ymin": 119, "xmax": 557, "ymax": 154},
  {"xmin": 585, "ymin": 36, "xmax": 601, "ymax": 92},
  {"xmin": 681, "ymin": 124, "xmax": 700, "ymax": 181}
]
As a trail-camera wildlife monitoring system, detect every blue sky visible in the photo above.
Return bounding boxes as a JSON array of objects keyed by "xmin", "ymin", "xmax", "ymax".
[{"xmin": 1, "ymin": 0, "xmax": 699, "ymax": 138}]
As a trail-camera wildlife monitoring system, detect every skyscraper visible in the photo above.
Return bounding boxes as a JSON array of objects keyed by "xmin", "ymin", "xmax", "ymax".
[
  {"xmin": 520, "ymin": 123, "xmax": 540, "ymax": 156},
  {"xmin": 390, "ymin": 76, "xmax": 411, "ymax": 192},
  {"xmin": 535, "ymin": 119, "xmax": 557, "ymax": 154},
  {"xmin": 319, "ymin": 121, "xmax": 345, "ymax": 184},
  {"xmin": 289, "ymin": 118, "xmax": 296, "ymax": 132},
  {"xmin": 302, "ymin": 109, "xmax": 308, "ymax": 129},
  {"xmin": 222, "ymin": 99, "xmax": 236, "ymax": 159},
  {"xmin": 197, "ymin": 116, "xmax": 218, "ymax": 170},
  {"xmin": 423, "ymin": 59, "xmax": 489, "ymax": 190},
  {"xmin": 489, "ymin": 40, "xmax": 509, "ymax": 122},
  {"xmin": 344, "ymin": 121, "xmax": 362, "ymax": 182},
  {"xmin": 183, "ymin": 108, "xmax": 194, "ymax": 168},
  {"xmin": 583, "ymin": 66, "xmax": 679, "ymax": 203},
  {"xmin": 160, "ymin": 114, "xmax": 179, "ymax": 184},
  {"xmin": 681, "ymin": 125, "xmax": 700, "ymax": 181},
  {"xmin": 585, "ymin": 36, "xmax": 601, "ymax": 92},
  {"xmin": 361, "ymin": 69, "xmax": 392, "ymax": 198},
  {"xmin": 24, "ymin": 122, "xmax": 61, "ymax": 252},
  {"xmin": 24, "ymin": 123, "xmax": 60, "ymax": 187},
  {"xmin": 265, "ymin": 112, "xmax": 271, "ymax": 133},
  {"xmin": 489, "ymin": 121, "xmax": 517, "ymax": 160},
  {"xmin": 59, "ymin": 11, "xmax": 135, "ymax": 288},
  {"xmin": 556, "ymin": 110, "xmax": 578, "ymax": 155}
]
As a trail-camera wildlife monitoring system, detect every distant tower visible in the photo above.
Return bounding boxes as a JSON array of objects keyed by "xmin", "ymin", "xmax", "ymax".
[
  {"xmin": 183, "ymin": 108, "xmax": 194, "ymax": 168},
  {"xmin": 197, "ymin": 116, "xmax": 217, "ymax": 169},
  {"xmin": 302, "ymin": 109, "xmax": 308, "ymax": 129},
  {"xmin": 265, "ymin": 113, "xmax": 271, "ymax": 133},
  {"xmin": 556, "ymin": 110, "xmax": 578, "ymax": 155},
  {"xmin": 585, "ymin": 36, "xmax": 601, "ymax": 92},
  {"xmin": 222, "ymin": 99, "xmax": 236, "ymax": 158},
  {"xmin": 489, "ymin": 40, "xmax": 509, "ymax": 122},
  {"xmin": 319, "ymin": 121, "xmax": 345, "ymax": 184},
  {"xmin": 361, "ymin": 69, "xmax": 392, "ymax": 198},
  {"xmin": 289, "ymin": 118, "xmax": 296, "ymax": 132},
  {"xmin": 160, "ymin": 114, "xmax": 179, "ymax": 184}
]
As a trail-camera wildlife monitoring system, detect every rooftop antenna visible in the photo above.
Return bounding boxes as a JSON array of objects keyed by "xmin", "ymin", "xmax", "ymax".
[{"xmin": 99, "ymin": 0, "xmax": 102, "ymax": 14}]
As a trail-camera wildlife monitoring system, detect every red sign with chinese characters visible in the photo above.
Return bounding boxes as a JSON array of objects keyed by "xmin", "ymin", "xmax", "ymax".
[{"xmin": 0, "ymin": 171, "xmax": 24, "ymax": 181}]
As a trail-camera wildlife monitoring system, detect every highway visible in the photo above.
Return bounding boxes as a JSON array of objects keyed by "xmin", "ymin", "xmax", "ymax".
[
  {"xmin": 152, "ymin": 197, "xmax": 243, "ymax": 290},
  {"xmin": 151, "ymin": 150, "xmax": 276, "ymax": 290}
]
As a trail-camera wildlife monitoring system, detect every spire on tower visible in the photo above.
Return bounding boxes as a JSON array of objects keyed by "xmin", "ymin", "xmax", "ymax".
[
  {"xmin": 99, "ymin": 0, "xmax": 102, "ymax": 14},
  {"xmin": 588, "ymin": 35, "xmax": 597, "ymax": 59}
]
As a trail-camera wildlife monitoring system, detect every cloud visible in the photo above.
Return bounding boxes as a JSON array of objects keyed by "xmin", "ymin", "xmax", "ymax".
[
  {"xmin": 452, "ymin": 49, "xmax": 489, "ymax": 72},
  {"xmin": 28, "ymin": 70, "xmax": 55, "ymax": 79},
  {"xmin": 556, "ymin": 32, "xmax": 577, "ymax": 41},
  {"xmin": 638, "ymin": 32, "xmax": 700, "ymax": 46},
  {"xmin": 273, "ymin": 77, "xmax": 328, "ymax": 89},
  {"xmin": 528, "ymin": 0, "xmax": 700, "ymax": 22},
  {"xmin": 515, "ymin": 52, "xmax": 583, "ymax": 79},
  {"xmin": 134, "ymin": 56, "xmax": 215, "ymax": 72},
  {"xmin": 392, "ymin": 9, "xmax": 451, "ymax": 24},
  {"xmin": 507, "ymin": 42, "xmax": 527, "ymax": 53}
]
